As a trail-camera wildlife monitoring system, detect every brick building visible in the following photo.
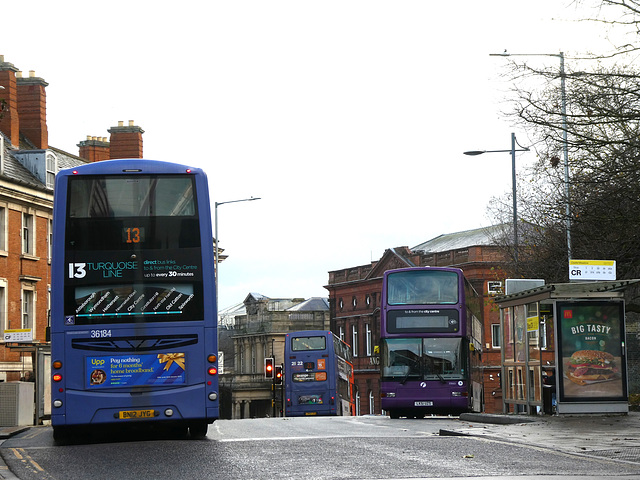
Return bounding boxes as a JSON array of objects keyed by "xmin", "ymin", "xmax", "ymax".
[
  {"xmin": 0, "ymin": 55, "xmax": 144, "ymax": 382},
  {"xmin": 325, "ymin": 226, "xmax": 509, "ymax": 415}
]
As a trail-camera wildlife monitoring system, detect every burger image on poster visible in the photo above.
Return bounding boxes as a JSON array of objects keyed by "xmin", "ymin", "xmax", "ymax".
[{"xmin": 566, "ymin": 350, "xmax": 618, "ymax": 384}]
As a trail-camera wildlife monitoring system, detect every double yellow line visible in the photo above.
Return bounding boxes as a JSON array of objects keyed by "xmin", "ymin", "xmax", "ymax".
[{"xmin": 9, "ymin": 447, "xmax": 48, "ymax": 477}]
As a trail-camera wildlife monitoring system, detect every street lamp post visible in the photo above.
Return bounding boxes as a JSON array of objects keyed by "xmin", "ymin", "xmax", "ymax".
[
  {"xmin": 490, "ymin": 51, "xmax": 572, "ymax": 260},
  {"xmin": 214, "ymin": 196, "xmax": 261, "ymax": 316},
  {"xmin": 464, "ymin": 132, "xmax": 529, "ymax": 263}
]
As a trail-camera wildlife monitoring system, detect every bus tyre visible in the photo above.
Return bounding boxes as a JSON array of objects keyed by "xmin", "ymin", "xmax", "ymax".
[
  {"xmin": 189, "ymin": 421, "xmax": 208, "ymax": 439},
  {"xmin": 389, "ymin": 410, "xmax": 400, "ymax": 419},
  {"xmin": 52, "ymin": 426, "xmax": 69, "ymax": 445}
]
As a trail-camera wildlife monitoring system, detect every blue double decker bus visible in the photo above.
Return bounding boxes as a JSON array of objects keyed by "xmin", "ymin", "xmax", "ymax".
[
  {"xmin": 50, "ymin": 159, "xmax": 219, "ymax": 441},
  {"xmin": 380, "ymin": 267, "xmax": 483, "ymax": 418},
  {"xmin": 284, "ymin": 330, "xmax": 354, "ymax": 416}
]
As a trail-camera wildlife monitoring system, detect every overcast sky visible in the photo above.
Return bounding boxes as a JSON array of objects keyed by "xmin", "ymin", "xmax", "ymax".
[{"xmin": 4, "ymin": 1, "xmax": 618, "ymax": 309}]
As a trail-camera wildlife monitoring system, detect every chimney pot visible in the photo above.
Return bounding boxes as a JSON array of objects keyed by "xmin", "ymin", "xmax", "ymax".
[
  {"xmin": 86, "ymin": 135, "xmax": 91, "ymax": 141},
  {"xmin": 16, "ymin": 71, "xmax": 22, "ymax": 78},
  {"xmin": 128, "ymin": 120, "xmax": 134, "ymax": 126},
  {"xmin": 29, "ymin": 70, "xmax": 35, "ymax": 78},
  {"xmin": 118, "ymin": 121, "xmax": 124, "ymax": 127}
]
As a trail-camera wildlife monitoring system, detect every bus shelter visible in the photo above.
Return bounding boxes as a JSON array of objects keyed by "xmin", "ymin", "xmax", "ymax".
[{"xmin": 495, "ymin": 280, "xmax": 637, "ymax": 415}]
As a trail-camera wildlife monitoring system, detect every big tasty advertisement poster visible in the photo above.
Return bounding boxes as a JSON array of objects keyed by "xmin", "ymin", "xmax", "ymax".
[{"xmin": 556, "ymin": 301, "xmax": 626, "ymax": 402}]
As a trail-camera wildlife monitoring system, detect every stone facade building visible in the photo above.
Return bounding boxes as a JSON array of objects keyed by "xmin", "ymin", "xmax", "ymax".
[{"xmin": 218, "ymin": 294, "xmax": 331, "ymax": 419}]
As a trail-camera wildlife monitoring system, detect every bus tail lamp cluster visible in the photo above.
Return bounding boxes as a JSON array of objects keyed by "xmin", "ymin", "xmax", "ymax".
[
  {"xmin": 52, "ymin": 360, "xmax": 63, "ymax": 408},
  {"xmin": 207, "ymin": 354, "xmax": 219, "ymax": 401}
]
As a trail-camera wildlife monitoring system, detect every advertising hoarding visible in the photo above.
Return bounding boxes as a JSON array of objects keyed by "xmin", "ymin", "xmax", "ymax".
[{"xmin": 556, "ymin": 301, "xmax": 626, "ymax": 403}]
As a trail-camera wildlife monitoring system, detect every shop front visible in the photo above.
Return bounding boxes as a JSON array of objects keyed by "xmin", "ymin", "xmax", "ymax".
[{"xmin": 496, "ymin": 280, "xmax": 636, "ymax": 415}]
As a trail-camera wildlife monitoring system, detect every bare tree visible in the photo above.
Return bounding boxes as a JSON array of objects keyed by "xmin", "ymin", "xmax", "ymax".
[{"xmin": 489, "ymin": 51, "xmax": 640, "ymax": 282}]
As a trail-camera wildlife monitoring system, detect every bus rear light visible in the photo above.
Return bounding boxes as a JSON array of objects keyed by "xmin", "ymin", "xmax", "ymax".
[
  {"xmin": 53, "ymin": 400, "xmax": 63, "ymax": 408},
  {"xmin": 381, "ymin": 392, "xmax": 396, "ymax": 398},
  {"xmin": 53, "ymin": 361, "xmax": 62, "ymax": 369},
  {"xmin": 451, "ymin": 391, "xmax": 468, "ymax": 397},
  {"xmin": 207, "ymin": 354, "xmax": 217, "ymax": 363},
  {"xmin": 330, "ymin": 396, "xmax": 335, "ymax": 405},
  {"xmin": 208, "ymin": 392, "xmax": 218, "ymax": 401},
  {"xmin": 53, "ymin": 374, "xmax": 62, "ymax": 382},
  {"xmin": 165, "ymin": 409, "xmax": 174, "ymax": 417},
  {"xmin": 208, "ymin": 367, "xmax": 218, "ymax": 376}
]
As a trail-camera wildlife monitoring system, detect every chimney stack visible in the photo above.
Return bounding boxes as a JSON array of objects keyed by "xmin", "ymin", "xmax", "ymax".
[
  {"xmin": 16, "ymin": 69, "xmax": 48, "ymax": 149},
  {"xmin": 0, "ymin": 55, "xmax": 20, "ymax": 147},
  {"xmin": 108, "ymin": 120, "xmax": 144, "ymax": 159},
  {"xmin": 78, "ymin": 135, "xmax": 110, "ymax": 162}
]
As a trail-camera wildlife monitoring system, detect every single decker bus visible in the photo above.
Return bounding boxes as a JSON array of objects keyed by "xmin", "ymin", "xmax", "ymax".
[
  {"xmin": 284, "ymin": 330, "xmax": 354, "ymax": 416},
  {"xmin": 380, "ymin": 267, "xmax": 483, "ymax": 418},
  {"xmin": 50, "ymin": 159, "xmax": 219, "ymax": 441}
]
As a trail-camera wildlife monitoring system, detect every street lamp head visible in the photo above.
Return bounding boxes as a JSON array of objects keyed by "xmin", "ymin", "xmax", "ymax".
[{"xmin": 463, "ymin": 150, "xmax": 486, "ymax": 156}]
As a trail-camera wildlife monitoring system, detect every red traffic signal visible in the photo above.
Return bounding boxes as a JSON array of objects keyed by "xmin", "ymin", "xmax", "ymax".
[
  {"xmin": 274, "ymin": 365, "xmax": 283, "ymax": 384},
  {"xmin": 264, "ymin": 357, "xmax": 274, "ymax": 378}
]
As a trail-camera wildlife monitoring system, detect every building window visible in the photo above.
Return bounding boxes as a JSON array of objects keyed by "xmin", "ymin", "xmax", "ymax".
[
  {"xmin": 338, "ymin": 298, "xmax": 344, "ymax": 311},
  {"xmin": 0, "ymin": 205, "xmax": 6, "ymax": 252},
  {"xmin": 22, "ymin": 212, "xmax": 35, "ymax": 255},
  {"xmin": 352, "ymin": 296, "xmax": 357, "ymax": 309},
  {"xmin": 251, "ymin": 343, "xmax": 257, "ymax": 374},
  {"xmin": 491, "ymin": 324, "xmax": 501, "ymax": 349},
  {"xmin": 339, "ymin": 326, "xmax": 344, "ymax": 343},
  {"xmin": 365, "ymin": 323, "xmax": 372, "ymax": 356},
  {"xmin": 48, "ymin": 218, "xmax": 53, "ymax": 262},
  {"xmin": 22, "ymin": 288, "xmax": 35, "ymax": 330},
  {"xmin": 0, "ymin": 279, "xmax": 6, "ymax": 334},
  {"xmin": 46, "ymin": 152, "xmax": 57, "ymax": 189},
  {"xmin": 352, "ymin": 324, "xmax": 358, "ymax": 357}
]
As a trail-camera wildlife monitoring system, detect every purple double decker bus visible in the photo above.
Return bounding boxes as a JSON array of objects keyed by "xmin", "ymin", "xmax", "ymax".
[{"xmin": 380, "ymin": 267, "xmax": 483, "ymax": 418}]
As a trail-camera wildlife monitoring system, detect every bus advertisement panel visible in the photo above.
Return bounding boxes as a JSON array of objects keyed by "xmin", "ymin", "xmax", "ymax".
[{"xmin": 50, "ymin": 159, "xmax": 219, "ymax": 441}]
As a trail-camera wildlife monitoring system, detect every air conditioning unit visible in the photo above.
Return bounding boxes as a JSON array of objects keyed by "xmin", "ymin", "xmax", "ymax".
[
  {"xmin": 0, "ymin": 382, "xmax": 34, "ymax": 426},
  {"xmin": 487, "ymin": 281, "xmax": 503, "ymax": 296}
]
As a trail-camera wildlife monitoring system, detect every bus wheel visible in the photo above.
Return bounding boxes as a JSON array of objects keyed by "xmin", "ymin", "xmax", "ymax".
[
  {"xmin": 189, "ymin": 421, "xmax": 208, "ymax": 439},
  {"xmin": 53, "ymin": 426, "xmax": 70, "ymax": 445},
  {"xmin": 389, "ymin": 410, "xmax": 400, "ymax": 419}
]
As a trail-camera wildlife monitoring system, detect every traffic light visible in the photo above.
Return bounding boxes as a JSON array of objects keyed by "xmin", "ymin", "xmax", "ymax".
[
  {"xmin": 264, "ymin": 357, "xmax": 274, "ymax": 378},
  {"xmin": 274, "ymin": 365, "xmax": 283, "ymax": 385}
]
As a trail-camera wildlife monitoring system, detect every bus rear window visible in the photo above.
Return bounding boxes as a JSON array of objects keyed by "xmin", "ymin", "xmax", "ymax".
[
  {"xmin": 68, "ymin": 176, "xmax": 196, "ymax": 218},
  {"xmin": 292, "ymin": 336, "xmax": 326, "ymax": 351}
]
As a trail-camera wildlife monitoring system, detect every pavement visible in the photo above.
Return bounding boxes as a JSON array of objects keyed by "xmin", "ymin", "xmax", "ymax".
[{"xmin": 443, "ymin": 411, "xmax": 640, "ymax": 466}]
